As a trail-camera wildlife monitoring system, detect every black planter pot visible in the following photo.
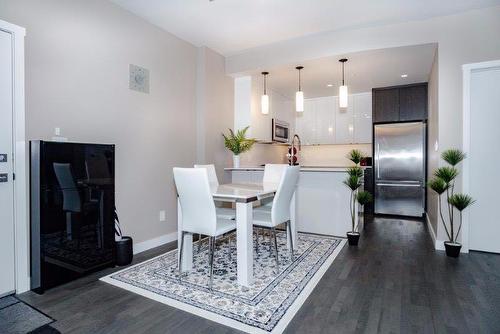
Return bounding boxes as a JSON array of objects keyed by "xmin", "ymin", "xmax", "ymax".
[
  {"xmin": 347, "ymin": 232, "xmax": 360, "ymax": 246},
  {"xmin": 444, "ymin": 241, "xmax": 462, "ymax": 258},
  {"xmin": 116, "ymin": 236, "xmax": 133, "ymax": 266}
]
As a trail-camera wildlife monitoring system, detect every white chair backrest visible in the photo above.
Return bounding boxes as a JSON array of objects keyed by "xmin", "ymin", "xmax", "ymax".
[
  {"xmin": 263, "ymin": 164, "xmax": 288, "ymax": 184},
  {"xmin": 53, "ymin": 163, "xmax": 81, "ymax": 212},
  {"xmin": 271, "ymin": 166, "xmax": 300, "ymax": 225},
  {"xmin": 194, "ymin": 164, "xmax": 219, "ymax": 186},
  {"xmin": 173, "ymin": 168, "xmax": 217, "ymax": 236}
]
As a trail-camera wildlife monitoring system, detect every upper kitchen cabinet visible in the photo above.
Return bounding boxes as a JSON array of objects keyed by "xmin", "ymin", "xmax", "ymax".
[
  {"xmin": 295, "ymin": 93, "xmax": 372, "ymax": 145},
  {"xmin": 335, "ymin": 95, "xmax": 354, "ymax": 144},
  {"xmin": 372, "ymin": 88, "xmax": 399, "ymax": 123},
  {"xmin": 353, "ymin": 93, "xmax": 372, "ymax": 143},
  {"xmin": 372, "ymin": 83, "xmax": 428, "ymax": 123},
  {"xmin": 399, "ymin": 84, "xmax": 428, "ymax": 121}
]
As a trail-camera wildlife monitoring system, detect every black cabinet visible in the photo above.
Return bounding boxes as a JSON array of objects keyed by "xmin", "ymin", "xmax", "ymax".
[
  {"xmin": 372, "ymin": 83, "xmax": 427, "ymax": 123},
  {"xmin": 399, "ymin": 85, "xmax": 428, "ymax": 121},
  {"xmin": 373, "ymin": 89, "xmax": 399, "ymax": 123},
  {"xmin": 363, "ymin": 168, "xmax": 374, "ymax": 215}
]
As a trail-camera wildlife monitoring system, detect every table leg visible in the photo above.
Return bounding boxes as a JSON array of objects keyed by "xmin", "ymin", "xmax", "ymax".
[
  {"xmin": 177, "ymin": 198, "xmax": 192, "ymax": 271},
  {"xmin": 287, "ymin": 191, "xmax": 298, "ymax": 250},
  {"xmin": 236, "ymin": 201, "xmax": 253, "ymax": 287}
]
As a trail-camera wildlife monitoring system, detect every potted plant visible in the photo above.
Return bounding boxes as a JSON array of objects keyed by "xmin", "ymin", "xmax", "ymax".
[
  {"xmin": 222, "ymin": 126, "xmax": 256, "ymax": 168},
  {"xmin": 343, "ymin": 149, "xmax": 372, "ymax": 246},
  {"xmin": 428, "ymin": 149, "xmax": 475, "ymax": 257}
]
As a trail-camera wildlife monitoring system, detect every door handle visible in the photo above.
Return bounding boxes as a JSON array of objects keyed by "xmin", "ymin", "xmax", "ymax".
[
  {"xmin": 376, "ymin": 183, "xmax": 421, "ymax": 187},
  {"xmin": 0, "ymin": 173, "xmax": 8, "ymax": 183}
]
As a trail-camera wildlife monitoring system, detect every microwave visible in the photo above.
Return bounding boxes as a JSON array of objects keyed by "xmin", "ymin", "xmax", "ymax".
[{"xmin": 272, "ymin": 119, "xmax": 290, "ymax": 143}]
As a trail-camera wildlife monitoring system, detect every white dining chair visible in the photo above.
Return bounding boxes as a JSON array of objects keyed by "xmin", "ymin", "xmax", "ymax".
[
  {"xmin": 173, "ymin": 167, "xmax": 236, "ymax": 290},
  {"xmin": 194, "ymin": 164, "xmax": 236, "ymax": 252},
  {"xmin": 255, "ymin": 164, "xmax": 288, "ymax": 213},
  {"xmin": 253, "ymin": 166, "xmax": 300, "ymax": 270}
]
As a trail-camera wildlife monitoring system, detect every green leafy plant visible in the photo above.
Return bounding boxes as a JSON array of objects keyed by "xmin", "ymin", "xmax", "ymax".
[
  {"xmin": 347, "ymin": 166, "xmax": 363, "ymax": 178},
  {"xmin": 347, "ymin": 149, "xmax": 364, "ymax": 165},
  {"xmin": 356, "ymin": 191, "xmax": 373, "ymax": 206},
  {"xmin": 222, "ymin": 126, "xmax": 256, "ymax": 155},
  {"xmin": 343, "ymin": 149, "xmax": 372, "ymax": 234},
  {"xmin": 428, "ymin": 148, "xmax": 475, "ymax": 243},
  {"xmin": 442, "ymin": 149, "xmax": 466, "ymax": 167}
]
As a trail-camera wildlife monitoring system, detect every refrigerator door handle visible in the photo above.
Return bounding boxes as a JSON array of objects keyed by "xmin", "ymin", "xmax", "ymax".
[
  {"xmin": 375, "ymin": 183, "xmax": 422, "ymax": 187},
  {"xmin": 376, "ymin": 142, "xmax": 380, "ymax": 179}
]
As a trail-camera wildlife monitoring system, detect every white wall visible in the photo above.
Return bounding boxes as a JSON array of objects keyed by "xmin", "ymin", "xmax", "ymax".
[
  {"xmin": 196, "ymin": 47, "xmax": 234, "ymax": 181},
  {"xmin": 227, "ymin": 6, "xmax": 500, "ymax": 243},
  {"xmin": 427, "ymin": 49, "xmax": 439, "ymax": 237},
  {"xmin": 0, "ymin": 0, "xmax": 198, "ymax": 244}
]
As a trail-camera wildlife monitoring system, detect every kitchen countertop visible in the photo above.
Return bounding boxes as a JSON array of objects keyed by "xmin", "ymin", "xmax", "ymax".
[{"xmin": 224, "ymin": 165, "xmax": 372, "ymax": 172}]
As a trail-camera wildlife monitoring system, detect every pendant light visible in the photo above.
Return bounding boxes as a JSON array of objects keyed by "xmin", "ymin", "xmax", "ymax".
[
  {"xmin": 339, "ymin": 58, "xmax": 348, "ymax": 108},
  {"xmin": 295, "ymin": 66, "xmax": 304, "ymax": 112},
  {"xmin": 261, "ymin": 72, "xmax": 269, "ymax": 115}
]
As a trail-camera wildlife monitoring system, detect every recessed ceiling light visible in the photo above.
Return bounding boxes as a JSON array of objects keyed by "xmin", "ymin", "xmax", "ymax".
[
  {"xmin": 327, "ymin": 84, "xmax": 333, "ymax": 87},
  {"xmin": 401, "ymin": 74, "xmax": 408, "ymax": 78}
]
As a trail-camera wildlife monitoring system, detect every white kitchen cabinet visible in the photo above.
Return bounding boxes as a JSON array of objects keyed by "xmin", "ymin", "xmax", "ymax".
[
  {"xmin": 353, "ymin": 93, "xmax": 372, "ymax": 144},
  {"xmin": 296, "ymin": 98, "xmax": 317, "ymax": 145},
  {"xmin": 295, "ymin": 92, "xmax": 372, "ymax": 145},
  {"xmin": 315, "ymin": 96, "xmax": 336, "ymax": 144},
  {"xmin": 335, "ymin": 95, "xmax": 354, "ymax": 144}
]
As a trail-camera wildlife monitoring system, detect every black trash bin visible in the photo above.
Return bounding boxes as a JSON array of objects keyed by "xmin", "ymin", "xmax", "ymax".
[{"xmin": 116, "ymin": 236, "xmax": 133, "ymax": 266}]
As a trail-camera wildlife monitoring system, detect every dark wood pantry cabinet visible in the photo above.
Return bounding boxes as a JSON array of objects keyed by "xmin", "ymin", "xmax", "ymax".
[{"xmin": 372, "ymin": 83, "xmax": 428, "ymax": 123}]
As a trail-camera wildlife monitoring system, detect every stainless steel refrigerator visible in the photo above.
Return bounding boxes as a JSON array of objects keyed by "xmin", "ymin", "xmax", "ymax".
[{"xmin": 374, "ymin": 122, "xmax": 426, "ymax": 217}]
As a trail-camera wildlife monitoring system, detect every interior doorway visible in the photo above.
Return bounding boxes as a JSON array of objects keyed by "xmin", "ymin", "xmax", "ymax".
[
  {"xmin": 0, "ymin": 19, "xmax": 28, "ymax": 294},
  {"xmin": 463, "ymin": 60, "xmax": 500, "ymax": 254},
  {"xmin": 0, "ymin": 28, "xmax": 15, "ymax": 297}
]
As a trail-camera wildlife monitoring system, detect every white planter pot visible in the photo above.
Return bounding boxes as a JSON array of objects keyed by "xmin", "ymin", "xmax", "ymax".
[{"xmin": 233, "ymin": 155, "xmax": 240, "ymax": 168}]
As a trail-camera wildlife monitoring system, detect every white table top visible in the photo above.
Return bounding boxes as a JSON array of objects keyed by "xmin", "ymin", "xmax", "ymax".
[{"xmin": 211, "ymin": 182, "xmax": 278, "ymax": 203}]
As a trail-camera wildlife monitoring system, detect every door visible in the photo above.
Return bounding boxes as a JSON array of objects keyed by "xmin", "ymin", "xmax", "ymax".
[
  {"xmin": 374, "ymin": 122, "xmax": 425, "ymax": 217},
  {"xmin": 469, "ymin": 65, "xmax": 500, "ymax": 253},
  {"xmin": 0, "ymin": 29, "xmax": 16, "ymax": 296}
]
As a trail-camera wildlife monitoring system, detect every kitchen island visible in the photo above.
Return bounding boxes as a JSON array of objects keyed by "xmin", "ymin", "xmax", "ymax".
[{"xmin": 224, "ymin": 166, "xmax": 369, "ymax": 237}]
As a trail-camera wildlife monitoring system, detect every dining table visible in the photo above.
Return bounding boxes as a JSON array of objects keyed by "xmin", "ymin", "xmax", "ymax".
[{"xmin": 177, "ymin": 182, "xmax": 297, "ymax": 287}]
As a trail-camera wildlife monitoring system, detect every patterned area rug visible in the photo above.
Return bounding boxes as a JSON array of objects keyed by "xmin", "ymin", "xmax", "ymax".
[{"xmin": 101, "ymin": 231, "xmax": 345, "ymax": 334}]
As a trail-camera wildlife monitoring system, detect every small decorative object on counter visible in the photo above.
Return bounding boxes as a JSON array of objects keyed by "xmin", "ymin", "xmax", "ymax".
[
  {"xmin": 114, "ymin": 207, "xmax": 133, "ymax": 266},
  {"xmin": 287, "ymin": 134, "xmax": 301, "ymax": 165},
  {"xmin": 222, "ymin": 126, "xmax": 256, "ymax": 168},
  {"xmin": 344, "ymin": 149, "xmax": 372, "ymax": 246},
  {"xmin": 428, "ymin": 149, "xmax": 475, "ymax": 258}
]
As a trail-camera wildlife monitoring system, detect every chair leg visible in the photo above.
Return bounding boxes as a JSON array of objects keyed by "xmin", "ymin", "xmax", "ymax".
[
  {"xmin": 255, "ymin": 228, "xmax": 260, "ymax": 253},
  {"xmin": 272, "ymin": 227, "xmax": 279, "ymax": 271},
  {"xmin": 178, "ymin": 231, "xmax": 184, "ymax": 280},
  {"xmin": 287, "ymin": 221, "xmax": 294, "ymax": 261},
  {"xmin": 209, "ymin": 237, "xmax": 215, "ymax": 290},
  {"xmin": 197, "ymin": 233, "xmax": 202, "ymax": 253},
  {"xmin": 228, "ymin": 233, "xmax": 232, "ymax": 263}
]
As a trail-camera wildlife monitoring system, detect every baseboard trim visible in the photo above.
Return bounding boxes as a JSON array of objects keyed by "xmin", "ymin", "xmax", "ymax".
[
  {"xmin": 133, "ymin": 232, "xmax": 177, "ymax": 255},
  {"xmin": 425, "ymin": 212, "xmax": 437, "ymax": 248}
]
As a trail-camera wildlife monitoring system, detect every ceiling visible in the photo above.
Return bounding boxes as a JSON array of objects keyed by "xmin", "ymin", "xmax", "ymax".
[
  {"xmin": 110, "ymin": 0, "xmax": 500, "ymax": 55},
  {"xmin": 251, "ymin": 44, "xmax": 437, "ymax": 99}
]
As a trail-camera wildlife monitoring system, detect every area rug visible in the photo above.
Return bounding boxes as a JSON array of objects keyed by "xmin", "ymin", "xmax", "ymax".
[{"xmin": 100, "ymin": 231, "xmax": 345, "ymax": 334}]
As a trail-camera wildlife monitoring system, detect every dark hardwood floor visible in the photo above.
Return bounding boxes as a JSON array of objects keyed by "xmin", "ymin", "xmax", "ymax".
[{"xmin": 18, "ymin": 217, "xmax": 500, "ymax": 333}]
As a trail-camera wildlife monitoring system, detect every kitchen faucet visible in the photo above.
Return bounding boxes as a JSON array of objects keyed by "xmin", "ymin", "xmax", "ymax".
[{"xmin": 288, "ymin": 134, "xmax": 301, "ymax": 165}]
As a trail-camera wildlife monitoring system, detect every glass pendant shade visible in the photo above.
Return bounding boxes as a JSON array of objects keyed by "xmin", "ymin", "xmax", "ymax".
[
  {"xmin": 296, "ymin": 91, "xmax": 304, "ymax": 112},
  {"xmin": 261, "ymin": 94, "xmax": 269, "ymax": 114},
  {"xmin": 339, "ymin": 85, "xmax": 348, "ymax": 108}
]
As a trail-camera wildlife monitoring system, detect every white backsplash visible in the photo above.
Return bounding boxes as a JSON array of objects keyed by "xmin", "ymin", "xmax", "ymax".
[{"xmin": 239, "ymin": 143, "xmax": 371, "ymax": 167}]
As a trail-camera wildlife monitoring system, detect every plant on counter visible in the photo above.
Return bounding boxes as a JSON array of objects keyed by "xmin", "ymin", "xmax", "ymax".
[
  {"xmin": 427, "ymin": 148, "xmax": 475, "ymax": 258},
  {"xmin": 222, "ymin": 126, "xmax": 256, "ymax": 168},
  {"xmin": 343, "ymin": 149, "xmax": 372, "ymax": 246}
]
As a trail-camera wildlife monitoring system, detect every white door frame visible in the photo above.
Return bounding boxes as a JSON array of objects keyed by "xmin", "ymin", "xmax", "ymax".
[
  {"xmin": 0, "ymin": 19, "xmax": 29, "ymax": 293},
  {"xmin": 462, "ymin": 59, "xmax": 500, "ymax": 253}
]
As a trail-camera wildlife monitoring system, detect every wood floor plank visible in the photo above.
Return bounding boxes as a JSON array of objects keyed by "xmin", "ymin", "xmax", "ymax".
[{"xmin": 17, "ymin": 216, "xmax": 500, "ymax": 333}]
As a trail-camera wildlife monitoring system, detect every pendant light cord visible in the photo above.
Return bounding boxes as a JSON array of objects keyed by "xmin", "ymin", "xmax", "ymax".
[{"xmin": 342, "ymin": 62, "xmax": 345, "ymax": 86}]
